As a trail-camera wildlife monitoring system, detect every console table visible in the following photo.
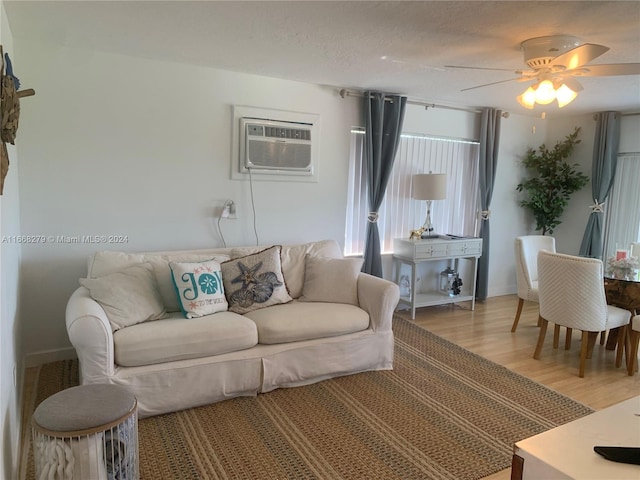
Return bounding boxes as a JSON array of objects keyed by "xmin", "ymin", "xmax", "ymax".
[{"xmin": 392, "ymin": 236, "xmax": 482, "ymax": 319}]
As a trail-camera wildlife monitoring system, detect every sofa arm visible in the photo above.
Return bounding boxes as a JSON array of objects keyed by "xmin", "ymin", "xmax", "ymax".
[
  {"xmin": 357, "ymin": 273, "xmax": 400, "ymax": 333},
  {"xmin": 65, "ymin": 287, "xmax": 115, "ymax": 382}
]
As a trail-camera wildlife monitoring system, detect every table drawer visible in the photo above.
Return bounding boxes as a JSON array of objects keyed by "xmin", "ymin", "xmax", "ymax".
[
  {"xmin": 414, "ymin": 243, "xmax": 448, "ymax": 259},
  {"xmin": 449, "ymin": 241, "xmax": 482, "ymax": 256},
  {"xmin": 393, "ymin": 237, "xmax": 483, "ymax": 260}
]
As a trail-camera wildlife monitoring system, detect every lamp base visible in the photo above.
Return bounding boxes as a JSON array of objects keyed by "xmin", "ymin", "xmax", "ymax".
[{"xmin": 421, "ymin": 233, "xmax": 441, "ymax": 239}]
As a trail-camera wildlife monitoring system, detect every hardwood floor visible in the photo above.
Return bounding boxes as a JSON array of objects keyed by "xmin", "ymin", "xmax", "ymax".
[
  {"xmin": 395, "ymin": 294, "xmax": 639, "ymax": 480},
  {"xmin": 397, "ymin": 294, "xmax": 639, "ymax": 410}
]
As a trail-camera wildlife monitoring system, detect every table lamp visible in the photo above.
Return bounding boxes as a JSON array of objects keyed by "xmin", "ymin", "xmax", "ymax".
[{"xmin": 412, "ymin": 173, "xmax": 447, "ymax": 239}]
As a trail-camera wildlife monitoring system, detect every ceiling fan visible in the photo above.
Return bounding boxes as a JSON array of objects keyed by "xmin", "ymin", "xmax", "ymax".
[{"xmin": 446, "ymin": 35, "xmax": 640, "ymax": 108}]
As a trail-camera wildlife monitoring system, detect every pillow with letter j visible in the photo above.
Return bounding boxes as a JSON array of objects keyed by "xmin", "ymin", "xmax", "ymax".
[{"xmin": 170, "ymin": 259, "xmax": 228, "ymax": 318}]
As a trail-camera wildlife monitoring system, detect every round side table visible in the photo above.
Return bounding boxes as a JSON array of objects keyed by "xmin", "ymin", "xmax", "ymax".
[{"xmin": 32, "ymin": 384, "xmax": 139, "ymax": 480}]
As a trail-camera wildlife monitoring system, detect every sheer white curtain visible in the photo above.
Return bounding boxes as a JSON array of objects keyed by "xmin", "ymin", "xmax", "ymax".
[
  {"xmin": 603, "ymin": 154, "xmax": 640, "ymax": 259},
  {"xmin": 345, "ymin": 129, "xmax": 480, "ymax": 256}
]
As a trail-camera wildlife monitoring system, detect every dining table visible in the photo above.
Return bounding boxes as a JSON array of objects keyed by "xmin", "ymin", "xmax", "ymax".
[{"xmin": 604, "ymin": 270, "xmax": 640, "ymax": 350}]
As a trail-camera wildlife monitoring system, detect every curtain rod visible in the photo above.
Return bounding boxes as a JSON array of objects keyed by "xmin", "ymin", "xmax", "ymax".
[
  {"xmin": 592, "ymin": 112, "xmax": 640, "ymax": 120},
  {"xmin": 338, "ymin": 88, "xmax": 510, "ymax": 118}
]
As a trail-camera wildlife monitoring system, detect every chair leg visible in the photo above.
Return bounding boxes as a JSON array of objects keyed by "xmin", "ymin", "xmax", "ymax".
[
  {"xmin": 616, "ymin": 325, "xmax": 627, "ymax": 368},
  {"xmin": 565, "ymin": 328, "xmax": 573, "ymax": 350},
  {"xmin": 586, "ymin": 332, "xmax": 598, "ymax": 359},
  {"xmin": 553, "ymin": 324, "xmax": 561, "ymax": 349},
  {"xmin": 533, "ymin": 317, "xmax": 548, "ymax": 360},
  {"xmin": 579, "ymin": 331, "xmax": 589, "ymax": 378},
  {"xmin": 511, "ymin": 298, "xmax": 524, "ymax": 332},
  {"xmin": 599, "ymin": 331, "xmax": 607, "ymax": 345},
  {"xmin": 628, "ymin": 328, "xmax": 640, "ymax": 376}
]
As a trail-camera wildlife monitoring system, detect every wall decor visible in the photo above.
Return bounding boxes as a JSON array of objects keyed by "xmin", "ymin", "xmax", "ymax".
[{"xmin": 0, "ymin": 45, "xmax": 35, "ymax": 194}]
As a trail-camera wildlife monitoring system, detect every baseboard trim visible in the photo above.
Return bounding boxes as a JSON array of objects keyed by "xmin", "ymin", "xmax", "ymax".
[
  {"xmin": 488, "ymin": 286, "xmax": 517, "ymax": 298},
  {"xmin": 25, "ymin": 347, "xmax": 77, "ymax": 368}
]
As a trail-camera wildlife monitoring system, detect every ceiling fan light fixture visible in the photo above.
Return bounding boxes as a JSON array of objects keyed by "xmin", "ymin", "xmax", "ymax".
[
  {"xmin": 517, "ymin": 79, "xmax": 579, "ymax": 109},
  {"xmin": 555, "ymin": 83, "xmax": 578, "ymax": 108},
  {"xmin": 516, "ymin": 86, "xmax": 536, "ymax": 109},
  {"xmin": 534, "ymin": 80, "xmax": 556, "ymax": 104}
]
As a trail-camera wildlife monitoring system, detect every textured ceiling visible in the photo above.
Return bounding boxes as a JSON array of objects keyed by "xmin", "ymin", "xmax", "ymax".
[{"xmin": 4, "ymin": 1, "xmax": 640, "ymax": 117}]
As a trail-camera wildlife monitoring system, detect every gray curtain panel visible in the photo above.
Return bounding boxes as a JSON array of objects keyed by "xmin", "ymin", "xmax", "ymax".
[
  {"xmin": 361, "ymin": 92, "xmax": 407, "ymax": 277},
  {"xmin": 579, "ymin": 111, "xmax": 621, "ymax": 258},
  {"xmin": 475, "ymin": 108, "xmax": 502, "ymax": 300}
]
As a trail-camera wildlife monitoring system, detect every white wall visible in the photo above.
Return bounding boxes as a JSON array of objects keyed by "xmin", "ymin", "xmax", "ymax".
[
  {"xmin": 15, "ymin": 36, "xmax": 603, "ymax": 362},
  {"xmin": 487, "ymin": 113, "xmax": 551, "ymax": 296},
  {"xmin": 543, "ymin": 115, "xmax": 597, "ymax": 254},
  {"xmin": 14, "ymin": 36, "xmax": 615, "ymax": 364},
  {"xmin": 0, "ymin": 2, "xmax": 24, "ymax": 478},
  {"xmin": 15, "ymin": 39, "xmax": 362, "ymax": 361},
  {"xmin": 620, "ymin": 114, "xmax": 640, "ymax": 153}
]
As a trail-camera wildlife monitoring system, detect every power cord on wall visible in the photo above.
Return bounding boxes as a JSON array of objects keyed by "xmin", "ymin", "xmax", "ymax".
[
  {"xmin": 217, "ymin": 214, "xmax": 227, "ymax": 248},
  {"xmin": 217, "ymin": 199, "xmax": 236, "ymax": 248},
  {"xmin": 216, "ymin": 168, "xmax": 260, "ymax": 248},
  {"xmin": 247, "ymin": 167, "xmax": 260, "ymax": 246}
]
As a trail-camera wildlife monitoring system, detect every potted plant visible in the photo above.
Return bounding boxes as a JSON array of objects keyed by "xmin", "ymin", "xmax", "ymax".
[{"xmin": 516, "ymin": 127, "xmax": 589, "ymax": 235}]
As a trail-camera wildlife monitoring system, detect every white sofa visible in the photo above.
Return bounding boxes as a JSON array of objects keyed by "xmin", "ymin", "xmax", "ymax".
[{"xmin": 65, "ymin": 240, "xmax": 400, "ymax": 417}]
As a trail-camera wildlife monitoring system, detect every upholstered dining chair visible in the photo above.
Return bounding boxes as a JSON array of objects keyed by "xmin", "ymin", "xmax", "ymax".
[
  {"xmin": 628, "ymin": 315, "xmax": 640, "ymax": 376},
  {"xmin": 511, "ymin": 235, "xmax": 556, "ymax": 332},
  {"xmin": 534, "ymin": 251, "xmax": 631, "ymax": 378}
]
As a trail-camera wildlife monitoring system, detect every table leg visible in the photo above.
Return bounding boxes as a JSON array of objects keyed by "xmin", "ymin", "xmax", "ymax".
[
  {"xmin": 410, "ymin": 262, "xmax": 417, "ymax": 320},
  {"xmin": 470, "ymin": 257, "xmax": 478, "ymax": 311}
]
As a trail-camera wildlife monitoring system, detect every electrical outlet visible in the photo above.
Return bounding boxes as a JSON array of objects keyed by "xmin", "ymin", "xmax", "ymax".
[{"xmin": 221, "ymin": 200, "xmax": 237, "ymax": 219}]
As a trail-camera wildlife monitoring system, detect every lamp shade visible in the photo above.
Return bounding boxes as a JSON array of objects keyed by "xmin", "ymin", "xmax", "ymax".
[{"xmin": 412, "ymin": 173, "xmax": 447, "ymax": 200}]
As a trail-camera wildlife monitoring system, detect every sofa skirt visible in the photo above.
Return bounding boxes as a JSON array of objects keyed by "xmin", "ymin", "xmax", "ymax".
[{"xmin": 88, "ymin": 329, "xmax": 393, "ymax": 417}]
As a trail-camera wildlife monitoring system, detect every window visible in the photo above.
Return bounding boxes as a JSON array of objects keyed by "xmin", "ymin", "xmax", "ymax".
[
  {"xmin": 345, "ymin": 129, "xmax": 480, "ymax": 256},
  {"xmin": 603, "ymin": 153, "xmax": 640, "ymax": 258}
]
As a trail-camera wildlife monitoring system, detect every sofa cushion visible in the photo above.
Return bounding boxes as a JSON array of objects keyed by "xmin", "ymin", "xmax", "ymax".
[
  {"xmin": 299, "ymin": 256, "xmax": 363, "ymax": 305},
  {"xmin": 146, "ymin": 253, "xmax": 230, "ymax": 312},
  {"xmin": 87, "ymin": 250, "xmax": 230, "ymax": 312},
  {"xmin": 113, "ymin": 311, "xmax": 258, "ymax": 367},
  {"xmin": 221, "ymin": 246, "xmax": 292, "ymax": 314},
  {"xmin": 87, "ymin": 251, "xmax": 146, "ymax": 278},
  {"xmin": 79, "ymin": 263, "xmax": 166, "ymax": 332},
  {"xmin": 244, "ymin": 301, "xmax": 370, "ymax": 344},
  {"xmin": 170, "ymin": 259, "xmax": 228, "ymax": 318},
  {"xmin": 231, "ymin": 239, "xmax": 343, "ymax": 298}
]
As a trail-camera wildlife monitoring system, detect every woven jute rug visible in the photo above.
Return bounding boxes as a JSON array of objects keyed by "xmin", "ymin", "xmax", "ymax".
[{"xmin": 22, "ymin": 316, "xmax": 593, "ymax": 480}]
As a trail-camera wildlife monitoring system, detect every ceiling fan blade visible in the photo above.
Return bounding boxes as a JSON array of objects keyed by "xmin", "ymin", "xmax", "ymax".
[
  {"xmin": 381, "ymin": 56, "xmax": 445, "ymax": 71},
  {"xmin": 548, "ymin": 43, "xmax": 610, "ymax": 70},
  {"xmin": 460, "ymin": 77, "xmax": 521, "ymax": 92},
  {"xmin": 560, "ymin": 77, "xmax": 583, "ymax": 92},
  {"xmin": 570, "ymin": 63, "xmax": 640, "ymax": 76},
  {"xmin": 445, "ymin": 65, "xmax": 518, "ymax": 73}
]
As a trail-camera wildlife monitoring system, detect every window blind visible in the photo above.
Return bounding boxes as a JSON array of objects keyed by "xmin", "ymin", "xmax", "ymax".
[{"xmin": 345, "ymin": 130, "xmax": 480, "ymax": 256}]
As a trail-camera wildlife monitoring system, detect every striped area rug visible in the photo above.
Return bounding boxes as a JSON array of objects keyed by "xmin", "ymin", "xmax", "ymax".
[{"xmin": 24, "ymin": 316, "xmax": 593, "ymax": 480}]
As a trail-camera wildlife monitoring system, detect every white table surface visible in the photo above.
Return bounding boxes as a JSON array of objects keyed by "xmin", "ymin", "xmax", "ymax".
[{"xmin": 514, "ymin": 395, "xmax": 640, "ymax": 479}]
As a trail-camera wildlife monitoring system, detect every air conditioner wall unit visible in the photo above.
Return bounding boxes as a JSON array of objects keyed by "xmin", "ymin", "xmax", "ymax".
[
  {"xmin": 232, "ymin": 105, "xmax": 320, "ymax": 182},
  {"xmin": 241, "ymin": 118, "xmax": 313, "ymax": 175}
]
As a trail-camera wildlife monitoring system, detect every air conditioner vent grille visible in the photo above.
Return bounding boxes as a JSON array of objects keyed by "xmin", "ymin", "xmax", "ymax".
[
  {"xmin": 262, "ymin": 126, "xmax": 311, "ymax": 141},
  {"xmin": 241, "ymin": 117, "xmax": 314, "ymax": 175}
]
